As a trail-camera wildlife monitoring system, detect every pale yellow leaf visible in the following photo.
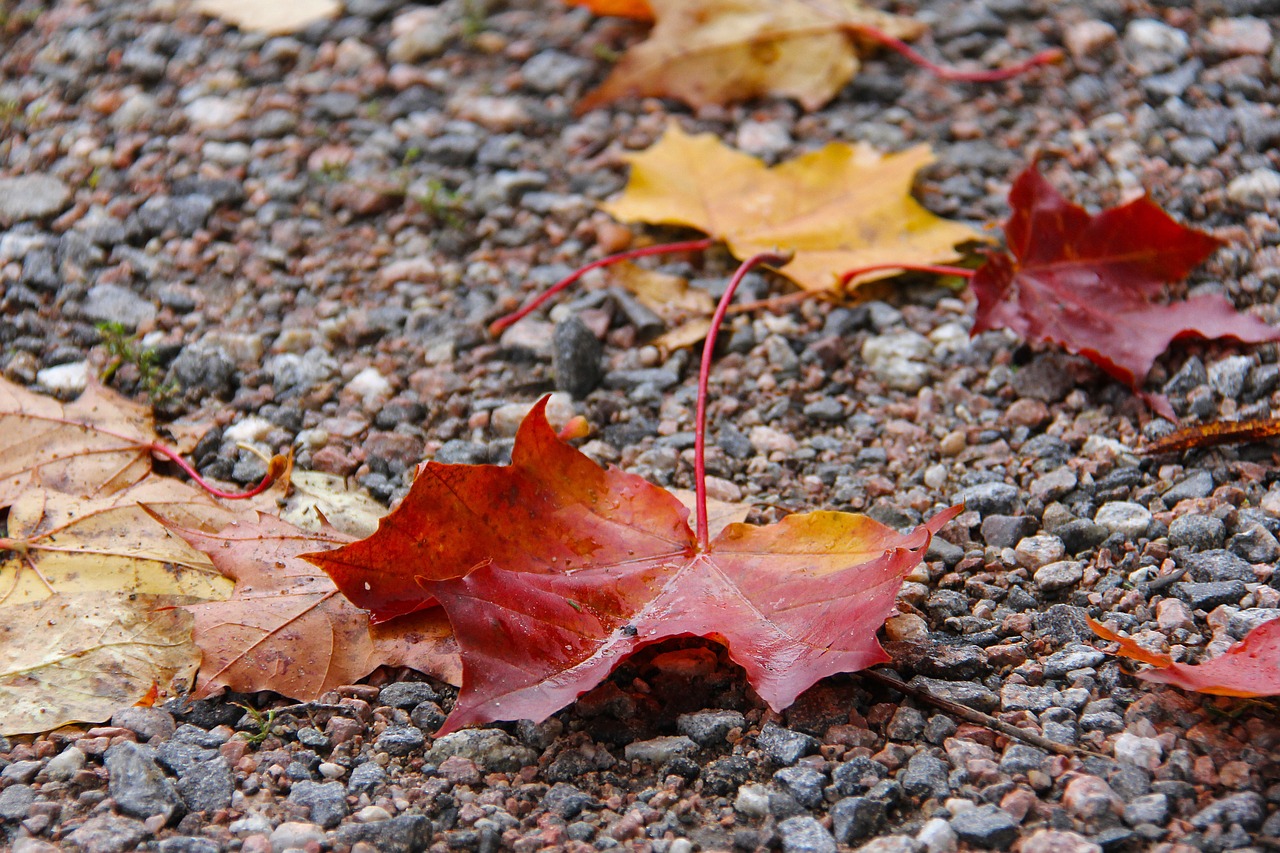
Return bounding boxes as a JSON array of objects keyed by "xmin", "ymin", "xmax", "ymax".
[{"xmin": 194, "ymin": 0, "xmax": 341, "ymax": 35}]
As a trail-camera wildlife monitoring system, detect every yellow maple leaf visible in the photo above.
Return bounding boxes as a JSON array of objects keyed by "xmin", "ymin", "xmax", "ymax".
[
  {"xmin": 579, "ymin": 0, "xmax": 924, "ymax": 112},
  {"xmin": 602, "ymin": 122, "xmax": 984, "ymax": 294}
]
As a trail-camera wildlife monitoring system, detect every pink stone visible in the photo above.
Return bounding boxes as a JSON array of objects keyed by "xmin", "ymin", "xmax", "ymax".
[
  {"xmin": 1020, "ymin": 829, "xmax": 1102, "ymax": 853},
  {"xmin": 437, "ymin": 755, "xmax": 482, "ymax": 785},
  {"xmin": 1062, "ymin": 775, "xmax": 1122, "ymax": 821},
  {"xmin": 999, "ymin": 787, "xmax": 1038, "ymax": 823}
]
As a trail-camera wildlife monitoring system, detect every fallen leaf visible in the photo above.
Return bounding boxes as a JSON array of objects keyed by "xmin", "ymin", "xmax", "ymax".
[
  {"xmin": 602, "ymin": 122, "xmax": 982, "ymax": 295},
  {"xmin": 0, "ymin": 592, "xmax": 199, "ymax": 735},
  {"xmin": 281, "ymin": 470, "xmax": 389, "ymax": 539},
  {"xmin": 970, "ymin": 165, "xmax": 1280, "ymax": 419},
  {"xmin": 170, "ymin": 513, "xmax": 459, "ymax": 701},
  {"xmin": 615, "ymin": 261, "xmax": 717, "ymax": 350},
  {"xmin": 306, "ymin": 397, "xmax": 957, "ymax": 734},
  {"xmin": 1090, "ymin": 616, "xmax": 1280, "ymax": 697},
  {"xmin": 566, "ymin": 0, "xmax": 653, "ymax": 19},
  {"xmin": 670, "ymin": 488, "xmax": 752, "ymax": 538},
  {"xmin": 579, "ymin": 0, "xmax": 924, "ymax": 111},
  {"xmin": 0, "ymin": 479, "xmax": 235, "ymax": 608},
  {"xmin": 194, "ymin": 0, "xmax": 341, "ymax": 35},
  {"xmin": 0, "ymin": 376, "xmax": 158, "ymax": 505}
]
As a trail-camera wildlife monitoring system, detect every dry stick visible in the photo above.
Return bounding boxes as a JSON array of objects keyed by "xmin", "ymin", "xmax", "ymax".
[
  {"xmin": 861, "ymin": 669, "xmax": 1108, "ymax": 760},
  {"xmin": 488, "ymin": 237, "xmax": 715, "ymax": 335},
  {"xmin": 692, "ymin": 250, "xmax": 793, "ymax": 549}
]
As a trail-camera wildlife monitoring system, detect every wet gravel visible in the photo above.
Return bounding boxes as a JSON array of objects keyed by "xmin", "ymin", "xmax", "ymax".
[{"xmin": 4, "ymin": 0, "xmax": 1280, "ymax": 851}]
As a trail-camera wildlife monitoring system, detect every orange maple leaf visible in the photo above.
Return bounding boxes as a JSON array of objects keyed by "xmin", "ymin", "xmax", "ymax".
[
  {"xmin": 565, "ymin": 0, "xmax": 653, "ymax": 20},
  {"xmin": 305, "ymin": 397, "xmax": 958, "ymax": 734}
]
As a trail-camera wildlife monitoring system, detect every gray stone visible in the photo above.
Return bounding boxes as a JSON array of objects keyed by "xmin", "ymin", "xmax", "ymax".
[
  {"xmin": 803, "ymin": 398, "xmax": 845, "ymax": 421},
  {"xmin": 110, "ymin": 707, "xmax": 176, "ymax": 742},
  {"xmin": 949, "ymin": 803, "xmax": 1019, "ymax": 848},
  {"xmin": 0, "ymin": 175, "xmax": 73, "ymax": 224},
  {"xmin": 777, "ymin": 815, "xmax": 837, "ymax": 853},
  {"xmin": 1227, "ymin": 168, "xmax": 1280, "ymax": 208},
  {"xmin": 427, "ymin": 729, "xmax": 538, "ymax": 772},
  {"xmin": 521, "ymin": 50, "xmax": 593, "ymax": 93},
  {"xmin": 623, "ymin": 735, "xmax": 697, "ymax": 763},
  {"xmin": 287, "ymin": 780, "xmax": 348, "ymax": 828},
  {"xmin": 171, "ymin": 344, "xmax": 237, "ymax": 398},
  {"xmin": 378, "ymin": 682, "xmax": 440, "ymax": 709},
  {"xmin": 553, "ymin": 315, "xmax": 603, "ymax": 398},
  {"xmin": 1168, "ymin": 515, "xmax": 1226, "ymax": 551},
  {"xmin": 1185, "ymin": 549, "xmax": 1255, "ymax": 582},
  {"xmin": 1055, "ymin": 519, "xmax": 1110, "ymax": 553},
  {"xmin": 603, "ymin": 368, "xmax": 680, "ymax": 392},
  {"xmin": 105, "ymin": 741, "xmax": 183, "ymax": 823},
  {"xmin": 1124, "ymin": 19, "xmax": 1190, "ymax": 73},
  {"xmin": 1228, "ymin": 524, "xmax": 1280, "ymax": 563},
  {"xmin": 831, "ymin": 796, "xmax": 886, "ymax": 843},
  {"xmin": 907, "ymin": 677, "xmax": 999, "ymax": 713},
  {"xmin": 269, "ymin": 821, "xmax": 325, "ymax": 851},
  {"xmin": 81, "ymin": 283, "xmax": 157, "ymax": 329},
  {"xmin": 773, "ymin": 766, "xmax": 827, "ymax": 808},
  {"xmin": 544, "ymin": 783, "xmax": 595, "ymax": 819},
  {"xmin": 954, "ymin": 482, "xmax": 1020, "ymax": 516},
  {"xmin": 268, "ymin": 350, "xmax": 338, "ymax": 397},
  {"xmin": 1161, "ymin": 470, "xmax": 1215, "ymax": 503},
  {"xmin": 374, "ymin": 725, "xmax": 425, "ymax": 756},
  {"xmin": 886, "ymin": 706, "xmax": 925, "ymax": 741},
  {"xmin": 157, "ymin": 837, "xmax": 221, "ymax": 853},
  {"xmin": 1164, "ymin": 356, "xmax": 1207, "ymax": 397},
  {"xmin": 1001, "ymin": 684, "xmax": 1056, "ymax": 713},
  {"xmin": 1227, "ymin": 608, "xmax": 1280, "ymax": 639},
  {"xmin": 831, "ymin": 757, "xmax": 889, "ymax": 796},
  {"xmin": 1125, "ymin": 793, "xmax": 1170, "ymax": 827},
  {"xmin": 174, "ymin": 755, "xmax": 233, "ymax": 813},
  {"xmin": 136, "ymin": 194, "xmax": 215, "ymax": 236},
  {"xmin": 899, "ymin": 753, "xmax": 950, "ymax": 799},
  {"xmin": 0, "ymin": 783, "xmax": 35, "ymax": 820},
  {"xmin": 42, "ymin": 745, "xmax": 86, "ymax": 782},
  {"xmin": 999, "ymin": 744, "xmax": 1048, "ymax": 775},
  {"xmin": 1034, "ymin": 560, "xmax": 1084, "ymax": 593},
  {"xmin": 1044, "ymin": 644, "xmax": 1106, "ymax": 677},
  {"xmin": 677, "ymin": 710, "xmax": 746, "ymax": 746},
  {"xmin": 1176, "ymin": 580, "xmax": 1248, "ymax": 610},
  {"xmin": 435, "ymin": 439, "xmax": 490, "ymax": 465},
  {"xmin": 1094, "ymin": 502, "xmax": 1152, "ymax": 538},
  {"xmin": 336, "ymin": 815, "xmax": 434, "ymax": 853},
  {"xmin": 757, "ymin": 723, "xmax": 820, "ymax": 765},
  {"xmin": 1208, "ymin": 355, "xmax": 1253, "ymax": 398},
  {"xmin": 980, "ymin": 515, "xmax": 1039, "ymax": 549},
  {"xmin": 1189, "ymin": 791, "xmax": 1265, "ymax": 830},
  {"xmin": 348, "ymin": 761, "xmax": 388, "ymax": 794},
  {"xmin": 2, "ymin": 760, "xmax": 41, "ymax": 783},
  {"xmin": 64, "ymin": 815, "xmax": 149, "ymax": 853}
]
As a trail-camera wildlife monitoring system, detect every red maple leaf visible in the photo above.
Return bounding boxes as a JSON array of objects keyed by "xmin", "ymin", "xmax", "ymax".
[
  {"xmin": 1090, "ymin": 617, "xmax": 1280, "ymax": 697},
  {"xmin": 970, "ymin": 166, "xmax": 1280, "ymax": 419},
  {"xmin": 305, "ymin": 397, "xmax": 957, "ymax": 734}
]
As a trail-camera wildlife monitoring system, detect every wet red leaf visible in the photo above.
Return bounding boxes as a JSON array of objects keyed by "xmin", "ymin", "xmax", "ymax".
[
  {"xmin": 970, "ymin": 166, "xmax": 1280, "ymax": 419},
  {"xmin": 1090, "ymin": 616, "xmax": 1280, "ymax": 697},
  {"xmin": 305, "ymin": 397, "xmax": 957, "ymax": 734}
]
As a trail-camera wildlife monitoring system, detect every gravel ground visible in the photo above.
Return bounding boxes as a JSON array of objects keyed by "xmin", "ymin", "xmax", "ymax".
[{"xmin": 4, "ymin": 0, "xmax": 1280, "ymax": 851}]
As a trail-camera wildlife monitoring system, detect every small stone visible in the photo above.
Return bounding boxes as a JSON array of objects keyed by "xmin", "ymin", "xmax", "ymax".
[
  {"xmin": 1034, "ymin": 560, "xmax": 1084, "ymax": 593},
  {"xmin": 426, "ymin": 729, "xmax": 537, "ymax": 772},
  {"xmin": 1043, "ymin": 645, "xmax": 1106, "ymax": 678},
  {"xmin": 1062, "ymin": 775, "xmax": 1122, "ymax": 821},
  {"xmin": 521, "ymin": 50, "xmax": 593, "ymax": 93},
  {"xmin": 65, "ymin": 815, "xmax": 149, "ymax": 853},
  {"xmin": 1205, "ymin": 16, "xmax": 1273, "ymax": 56},
  {"xmin": 374, "ymin": 726, "xmax": 425, "ymax": 756},
  {"xmin": 831, "ymin": 797, "xmax": 886, "ymax": 843},
  {"xmin": 1065, "ymin": 20, "xmax": 1117, "ymax": 60},
  {"xmin": 750, "ymin": 425, "xmax": 799, "ymax": 454},
  {"xmin": 777, "ymin": 815, "xmax": 837, "ymax": 853},
  {"xmin": 980, "ymin": 515, "xmax": 1038, "ymax": 549},
  {"xmin": 1208, "ymin": 355, "xmax": 1253, "ymax": 398},
  {"xmin": 388, "ymin": 7, "xmax": 451, "ymax": 62},
  {"xmin": 346, "ymin": 366, "xmax": 392, "ymax": 403},
  {"xmin": 676, "ymin": 710, "xmax": 745, "ymax": 746},
  {"xmin": 916, "ymin": 817, "xmax": 957, "ymax": 853},
  {"xmin": 1185, "ymin": 549, "xmax": 1254, "ymax": 582},
  {"xmin": 757, "ymin": 723, "xmax": 820, "ymax": 765},
  {"xmin": 1094, "ymin": 502, "xmax": 1152, "ymax": 539},
  {"xmin": 734, "ymin": 783, "xmax": 771, "ymax": 817},
  {"xmin": 623, "ymin": 735, "xmax": 697, "ymax": 763},
  {"xmin": 269, "ymin": 821, "xmax": 326, "ymax": 852},
  {"xmin": 1029, "ymin": 467, "xmax": 1077, "ymax": 502},
  {"xmin": 948, "ymin": 803, "xmax": 1018, "ymax": 848},
  {"xmin": 1015, "ymin": 535, "xmax": 1066, "ymax": 569},
  {"xmin": 899, "ymin": 753, "xmax": 950, "ymax": 800},
  {"xmin": 348, "ymin": 762, "xmax": 388, "ymax": 794},
  {"xmin": 287, "ymin": 781, "xmax": 348, "ymax": 829},
  {"xmin": 437, "ymin": 755, "xmax": 482, "ymax": 785},
  {"xmin": 1168, "ymin": 515, "xmax": 1226, "ymax": 551},
  {"xmin": 1229, "ymin": 524, "xmax": 1280, "ymax": 562},
  {"xmin": 553, "ymin": 315, "xmax": 603, "ymax": 398},
  {"xmin": 1176, "ymin": 580, "xmax": 1248, "ymax": 610},
  {"xmin": 954, "ymin": 482, "xmax": 1020, "ymax": 516},
  {"xmin": 1124, "ymin": 19, "xmax": 1189, "ymax": 73},
  {"xmin": 1000, "ymin": 684, "xmax": 1055, "ymax": 713},
  {"xmin": 1155, "ymin": 598, "xmax": 1194, "ymax": 632},
  {"xmin": 1227, "ymin": 168, "xmax": 1280, "ymax": 208},
  {"xmin": 1124, "ymin": 793, "xmax": 1170, "ymax": 826},
  {"xmin": 1163, "ymin": 470, "xmax": 1214, "ymax": 503},
  {"xmin": 41, "ymin": 745, "xmax": 86, "ymax": 782},
  {"xmin": 999, "ymin": 744, "xmax": 1047, "ymax": 775},
  {"xmin": 105, "ymin": 741, "xmax": 183, "ymax": 824},
  {"xmin": 0, "ymin": 175, "xmax": 73, "ymax": 224},
  {"xmin": 1019, "ymin": 829, "xmax": 1101, "ymax": 853},
  {"xmin": 378, "ymin": 682, "xmax": 440, "ymax": 709},
  {"xmin": 0, "ymin": 784, "xmax": 35, "ymax": 820}
]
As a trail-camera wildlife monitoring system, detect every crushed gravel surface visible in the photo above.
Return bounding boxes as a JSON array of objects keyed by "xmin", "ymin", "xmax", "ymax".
[{"xmin": 3, "ymin": 0, "xmax": 1280, "ymax": 851}]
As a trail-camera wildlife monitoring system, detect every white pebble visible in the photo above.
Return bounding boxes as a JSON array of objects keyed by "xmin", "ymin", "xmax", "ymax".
[{"xmin": 36, "ymin": 362, "xmax": 89, "ymax": 395}]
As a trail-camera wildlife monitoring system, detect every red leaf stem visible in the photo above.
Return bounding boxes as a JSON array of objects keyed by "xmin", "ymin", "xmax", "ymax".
[
  {"xmin": 838, "ymin": 262, "xmax": 975, "ymax": 290},
  {"xmin": 853, "ymin": 25, "xmax": 1065, "ymax": 83}
]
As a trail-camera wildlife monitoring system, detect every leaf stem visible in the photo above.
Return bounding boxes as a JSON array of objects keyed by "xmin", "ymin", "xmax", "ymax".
[
  {"xmin": 148, "ymin": 442, "xmax": 287, "ymax": 500},
  {"xmin": 852, "ymin": 25, "xmax": 1065, "ymax": 83},
  {"xmin": 694, "ymin": 250, "xmax": 793, "ymax": 550},
  {"xmin": 488, "ymin": 237, "xmax": 715, "ymax": 335},
  {"xmin": 838, "ymin": 262, "xmax": 975, "ymax": 290}
]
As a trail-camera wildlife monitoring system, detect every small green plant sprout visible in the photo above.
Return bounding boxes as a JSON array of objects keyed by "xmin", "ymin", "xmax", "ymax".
[
  {"xmin": 232, "ymin": 702, "xmax": 281, "ymax": 746},
  {"xmin": 414, "ymin": 179, "xmax": 467, "ymax": 229},
  {"xmin": 96, "ymin": 321, "xmax": 176, "ymax": 402}
]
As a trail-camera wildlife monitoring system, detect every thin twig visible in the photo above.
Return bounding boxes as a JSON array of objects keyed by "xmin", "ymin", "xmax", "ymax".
[{"xmin": 861, "ymin": 668, "xmax": 1108, "ymax": 760}]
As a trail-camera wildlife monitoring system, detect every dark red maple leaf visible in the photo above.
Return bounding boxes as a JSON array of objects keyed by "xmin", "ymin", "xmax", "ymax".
[
  {"xmin": 305, "ymin": 397, "xmax": 957, "ymax": 734},
  {"xmin": 970, "ymin": 165, "xmax": 1280, "ymax": 419}
]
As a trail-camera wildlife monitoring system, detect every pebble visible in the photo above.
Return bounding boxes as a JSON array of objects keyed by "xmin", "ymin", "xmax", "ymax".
[
  {"xmin": 269, "ymin": 821, "xmax": 326, "ymax": 852},
  {"xmin": 954, "ymin": 482, "xmax": 1020, "ymax": 516},
  {"xmin": 777, "ymin": 815, "xmax": 838, "ymax": 853},
  {"xmin": 1034, "ymin": 560, "xmax": 1084, "ymax": 593},
  {"xmin": 65, "ymin": 815, "xmax": 149, "ymax": 853},
  {"xmin": 104, "ymin": 741, "xmax": 183, "ymax": 824},
  {"xmin": 1065, "ymin": 20, "xmax": 1117, "ymax": 60},
  {"xmin": 948, "ymin": 803, "xmax": 1018, "ymax": 848},
  {"xmin": 1019, "ymin": 829, "xmax": 1101, "ymax": 853},
  {"xmin": 553, "ymin": 315, "xmax": 603, "ymax": 398},
  {"xmin": 35, "ymin": 361, "xmax": 89, "ymax": 395},
  {"xmin": 1124, "ymin": 19, "xmax": 1190, "ymax": 73},
  {"xmin": 1185, "ymin": 549, "xmax": 1254, "ymax": 583},
  {"xmin": 899, "ymin": 753, "xmax": 950, "ymax": 800},
  {"xmin": 1113, "ymin": 733, "xmax": 1163, "ymax": 769},
  {"xmin": 0, "ymin": 175, "xmax": 73, "ymax": 224},
  {"xmin": 1189, "ymin": 791, "xmax": 1266, "ymax": 830},
  {"xmin": 1093, "ymin": 502, "xmax": 1151, "ymax": 538},
  {"xmin": 426, "ymin": 729, "xmax": 537, "ymax": 772},
  {"xmin": 1226, "ymin": 168, "xmax": 1280, "ymax": 208},
  {"xmin": 831, "ymin": 796, "xmax": 886, "ymax": 843},
  {"xmin": 757, "ymin": 723, "xmax": 820, "ymax": 765},
  {"xmin": 347, "ymin": 762, "xmax": 388, "ymax": 794},
  {"xmin": 1014, "ymin": 535, "xmax": 1066, "ymax": 569},
  {"xmin": 286, "ymin": 781, "xmax": 348, "ymax": 829},
  {"xmin": 1062, "ymin": 775, "xmax": 1122, "ymax": 820},
  {"xmin": 676, "ymin": 710, "xmax": 745, "ymax": 746},
  {"xmin": 623, "ymin": 735, "xmax": 697, "ymax": 763},
  {"xmin": 374, "ymin": 726, "xmax": 425, "ymax": 756},
  {"xmin": 1168, "ymin": 514, "xmax": 1226, "ymax": 550},
  {"xmin": 1124, "ymin": 793, "xmax": 1170, "ymax": 826}
]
